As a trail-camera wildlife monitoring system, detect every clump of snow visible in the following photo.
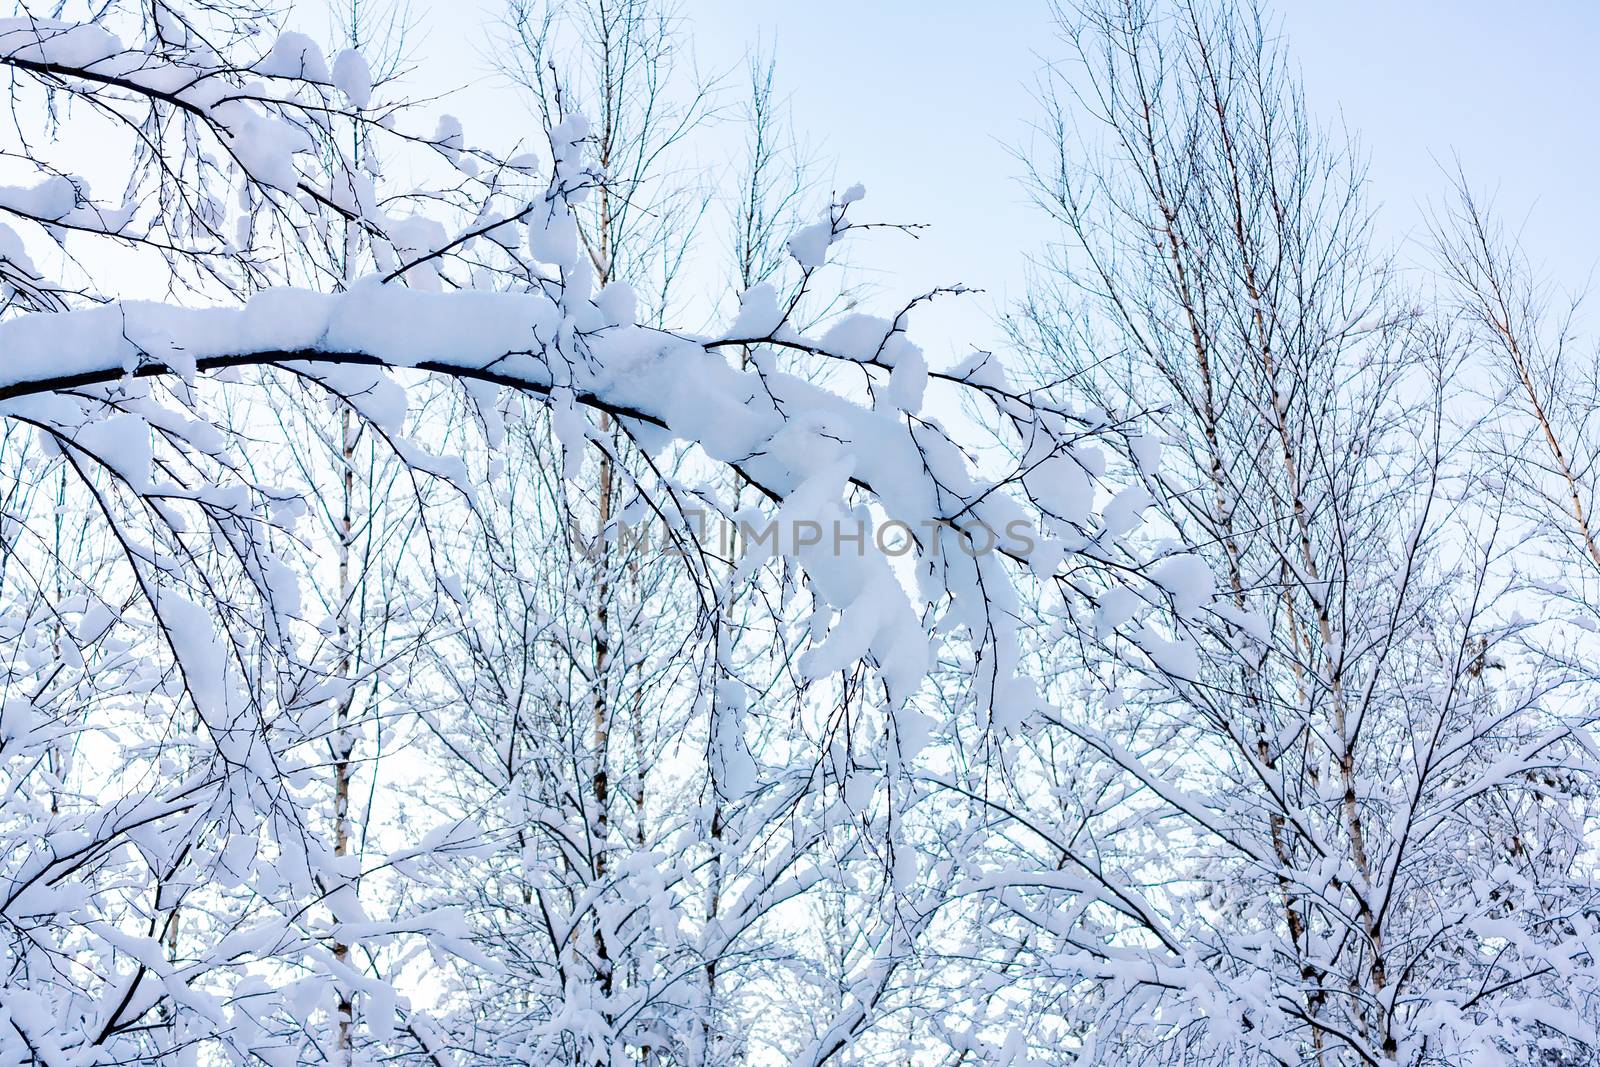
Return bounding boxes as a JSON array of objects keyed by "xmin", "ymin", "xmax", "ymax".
[
  {"xmin": 255, "ymin": 31, "xmax": 329, "ymax": 82},
  {"xmin": 1150, "ymin": 553, "xmax": 1213, "ymax": 619},
  {"xmin": 331, "ymin": 48, "xmax": 373, "ymax": 108},
  {"xmin": 433, "ymin": 114, "xmax": 465, "ymax": 163},
  {"xmin": 787, "ymin": 220, "xmax": 834, "ymax": 270}
]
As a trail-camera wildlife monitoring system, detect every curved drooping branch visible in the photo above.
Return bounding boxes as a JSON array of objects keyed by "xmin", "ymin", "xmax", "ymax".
[
  {"xmin": 0, "ymin": 347, "xmax": 671, "ymax": 434},
  {"xmin": 0, "ymin": 282, "xmax": 1166, "ymax": 712}
]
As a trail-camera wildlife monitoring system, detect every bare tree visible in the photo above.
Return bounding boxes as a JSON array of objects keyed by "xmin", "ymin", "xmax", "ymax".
[{"xmin": 992, "ymin": 0, "xmax": 1600, "ymax": 1062}]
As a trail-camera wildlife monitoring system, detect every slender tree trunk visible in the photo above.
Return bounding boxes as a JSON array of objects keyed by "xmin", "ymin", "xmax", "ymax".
[{"xmin": 334, "ymin": 404, "xmax": 357, "ymax": 1067}]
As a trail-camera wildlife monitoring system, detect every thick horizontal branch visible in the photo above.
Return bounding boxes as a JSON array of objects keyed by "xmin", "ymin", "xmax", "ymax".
[{"xmin": 0, "ymin": 347, "xmax": 670, "ymax": 430}]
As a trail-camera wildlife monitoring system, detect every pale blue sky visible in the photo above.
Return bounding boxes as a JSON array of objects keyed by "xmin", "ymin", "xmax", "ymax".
[
  {"xmin": 376, "ymin": 0, "xmax": 1600, "ymax": 361},
  {"xmin": 690, "ymin": 0, "xmax": 1600, "ymax": 359}
]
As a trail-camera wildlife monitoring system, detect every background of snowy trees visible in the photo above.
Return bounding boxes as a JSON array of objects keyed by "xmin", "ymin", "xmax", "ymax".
[{"xmin": 0, "ymin": 0, "xmax": 1597, "ymax": 1064}]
